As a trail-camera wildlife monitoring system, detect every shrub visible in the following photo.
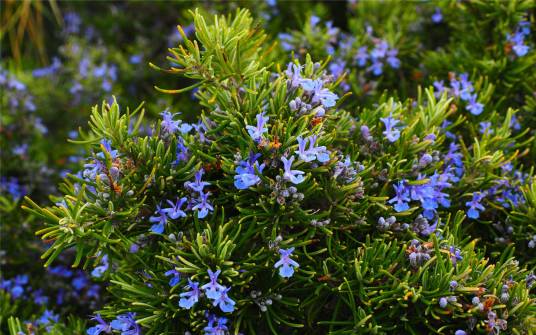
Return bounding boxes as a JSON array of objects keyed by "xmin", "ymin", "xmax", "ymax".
[{"xmin": 16, "ymin": 8, "xmax": 535, "ymax": 335}]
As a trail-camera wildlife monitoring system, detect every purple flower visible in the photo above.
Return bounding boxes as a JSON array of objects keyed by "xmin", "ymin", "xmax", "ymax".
[
  {"xmin": 300, "ymin": 79, "xmax": 339, "ymax": 108},
  {"xmin": 274, "ymin": 247, "xmax": 299, "ymax": 278},
  {"xmin": 310, "ymin": 15, "xmax": 321, "ymax": 28},
  {"xmin": 162, "ymin": 197, "xmax": 188, "ymax": 219},
  {"xmin": 185, "ymin": 168, "xmax": 210, "ymax": 193},
  {"xmin": 149, "ymin": 204, "xmax": 168, "ymax": 234},
  {"xmin": 479, "ymin": 121, "xmax": 493, "ymax": 134},
  {"xmin": 165, "ymin": 269, "xmax": 181, "ymax": 287},
  {"xmin": 32, "ymin": 289, "xmax": 49, "ymax": 305},
  {"xmin": 281, "ymin": 155, "xmax": 305, "ymax": 185},
  {"xmin": 36, "ymin": 309, "xmax": 59, "ymax": 326},
  {"xmin": 448, "ymin": 246, "xmax": 462, "ymax": 266},
  {"xmin": 389, "ymin": 180, "xmax": 411, "ymax": 212},
  {"xmin": 466, "ymin": 94, "xmax": 484, "ymax": 115},
  {"xmin": 161, "ymin": 109, "xmax": 181, "ymax": 134},
  {"xmin": 234, "ymin": 152, "xmax": 265, "ymax": 190},
  {"xmin": 179, "ymin": 279, "xmax": 201, "ymax": 309},
  {"xmin": 129, "ymin": 54, "xmax": 142, "ymax": 64},
  {"xmin": 174, "ymin": 137, "xmax": 190, "ymax": 164},
  {"xmin": 370, "ymin": 40, "xmax": 389, "ymax": 59},
  {"xmin": 204, "ymin": 314, "xmax": 228, "ymax": 335},
  {"xmin": 211, "ymin": 286, "xmax": 236, "ymax": 313},
  {"xmin": 455, "ymin": 331, "xmax": 467, "ymax": 335},
  {"xmin": 507, "ymin": 25, "xmax": 531, "ymax": 57},
  {"xmin": 285, "ymin": 62, "xmax": 304, "ymax": 88},
  {"xmin": 278, "ymin": 33, "xmax": 293, "ymax": 51},
  {"xmin": 466, "ymin": 191, "xmax": 486, "ymax": 219},
  {"xmin": 91, "ymin": 254, "xmax": 109, "ymax": 278},
  {"xmin": 386, "ymin": 48, "xmax": 400, "ymax": 69},
  {"xmin": 87, "ymin": 314, "xmax": 111, "ymax": 335},
  {"xmin": 433, "ymin": 80, "xmax": 447, "ymax": 98},
  {"xmin": 192, "ymin": 191, "xmax": 213, "ymax": 219},
  {"xmin": 432, "ymin": 8, "xmax": 443, "ymax": 23},
  {"xmin": 355, "ymin": 46, "xmax": 368, "ymax": 67},
  {"xmin": 380, "ymin": 115, "xmax": 402, "ymax": 142},
  {"xmin": 449, "ymin": 280, "xmax": 458, "ymax": 290},
  {"xmin": 295, "ymin": 135, "xmax": 330, "ymax": 163},
  {"xmin": 110, "ymin": 313, "xmax": 141, "ymax": 335},
  {"xmin": 201, "ymin": 269, "xmax": 225, "ymax": 300},
  {"xmin": 246, "ymin": 113, "xmax": 269, "ymax": 142},
  {"xmin": 368, "ymin": 60, "xmax": 383, "ymax": 76},
  {"xmin": 295, "ymin": 136, "xmax": 316, "ymax": 162},
  {"xmin": 307, "ymin": 135, "xmax": 331, "ymax": 163}
]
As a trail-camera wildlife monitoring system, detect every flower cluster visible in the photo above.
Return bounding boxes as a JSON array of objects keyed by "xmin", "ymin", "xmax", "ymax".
[
  {"xmin": 87, "ymin": 312, "xmax": 141, "ymax": 335},
  {"xmin": 355, "ymin": 28, "xmax": 400, "ymax": 76},
  {"xmin": 506, "ymin": 20, "xmax": 531, "ymax": 57},
  {"xmin": 178, "ymin": 269, "xmax": 236, "ymax": 314},
  {"xmin": 434, "ymin": 73, "xmax": 484, "ymax": 115}
]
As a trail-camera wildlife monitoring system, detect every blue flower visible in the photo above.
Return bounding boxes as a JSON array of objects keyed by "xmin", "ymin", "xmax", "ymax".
[
  {"xmin": 295, "ymin": 136, "xmax": 316, "ymax": 162},
  {"xmin": 368, "ymin": 60, "xmax": 383, "ymax": 76},
  {"xmin": 278, "ymin": 33, "xmax": 293, "ymax": 51},
  {"xmin": 201, "ymin": 269, "xmax": 225, "ymax": 300},
  {"xmin": 389, "ymin": 180, "xmax": 411, "ymax": 212},
  {"xmin": 432, "ymin": 8, "xmax": 443, "ymax": 23},
  {"xmin": 149, "ymin": 204, "xmax": 168, "ymax": 234},
  {"xmin": 439, "ymin": 297, "xmax": 448, "ymax": 308},
  {"xmin": 164, "ymin": 269, "xmax": 181, "ymax": 287},
  {"xmin": 281, "ymin": 155, "xmax": 305, "ymax": 185},
  {"xmin": 211, "ymin": 286, "xmax": 236, "ymax": 313},
  {"xmin": 162, "ymin": 197, "xmax": 188, "ymax": 219},
  {"xmin": 110, "ymin": 313, "xmax": 141, "ymax": 335},
  {"xmin": 449, "ymin": 280, "xmax": 458, "ymax": 290},
  {"xmin": 87, "ymin": 314, "xmax": 111, "ymax": 335},
  {"xmin": 161, "ymin": 109, "xmax": 181, "ymax": 134},
  {"xmin": 234, "ymin": 152, "xmax": 265, "ymax": 190},
  {"xmin": 36, "ymin": 309, "xmax": 59, "ymax": 326},
  {"xmin": 448, "ymin": 246, "xmax": 463, "ymax": 266},
  {"xmin": 507, "ymin": 22, "xmax": 531, "ymax": 57},
  {"xmin": 466, "ymin": 94, "xmax": 484, "ymax": 115},
  {"xmin": 91, "ymin": 254, "xmax": 109, "ymax": 278},
  {"xmin": 32, "ymin": 289, "xmax": 49, "ymax": 305},
  {"xmin": 300, "ymin": 79, "xmax": 339, "ymax": 108},
  {"xmin": 310, "ymin": 15, "xmax": 321, "ymax": 28},
  {"xmin": 433, "ymin": 80, "xmax": 447, "ymax": 98},
  {"xmin": 204, "ymin": 314, "xmax": 228, "ymax": 335},
  {"xmin": 129, "ymin": 54, "xmax": 143, "ymax": 64},
  {"xmin": 370, "ymin": 40, "xmax": 389, "ymax": 59},
  {"xmin": 185, "ymin": 168, "xmax": 210, "ymax": 193},
  {"xmin": 275, "ymin": 247, "xmax": 299, "ymax": 278},
  {"xmin": 72, "ymin": 272, "xmax": 89, "ymax": 291},
  {"xmin": 192, "ymin": 191, "xmax": 213, "ymax": 219},
  {"xmin": 308, "ymin": 135, "xmax": 331, "ymax": 163},
  {"xmin": 466, "ymin": 191, "xmax": 486, "ymax": 219},
  {"xmin": 455, "ymin": 331, "xmax": 467, "ymax": 335},
  {"xmin": 380, "ymin": 114, "xmax": 402, "ymax": 142},
  {"xmin": 295, "ymin": 135, "xmax": 330, "ymax": 163},
  {"xmin": 386, "ymin": 48, "xmax": 400, "ymax": 69},
  {"xmin": 179, "ymin": 279, "xmax": 201, "ymax": 309},
  {"xmin": 246, "ymin": 113, "xmax": 269, "ymax": 142},
  {"xmin": 32, "ymin": 57, "xmax": 62, "ymax": 77},
  {"xmin": 355, "ymin": 46, "xmax": 368, "ymax": 67},
  {"xmin": 174, "ymin": 137, "xmax": 190, "ymax": 164},
  {"xmin": 285, "ymin": 62, "xmax": 304, "ymax": 88},
  {"xmin": 479, "ymin": 121, "xmax": 493, "ymax": 134}
]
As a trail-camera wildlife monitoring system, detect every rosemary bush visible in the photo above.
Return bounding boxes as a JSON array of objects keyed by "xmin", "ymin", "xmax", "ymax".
[{"xmin": 1, "ymin": 3, "xmax": 535, "ymax": 335}]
